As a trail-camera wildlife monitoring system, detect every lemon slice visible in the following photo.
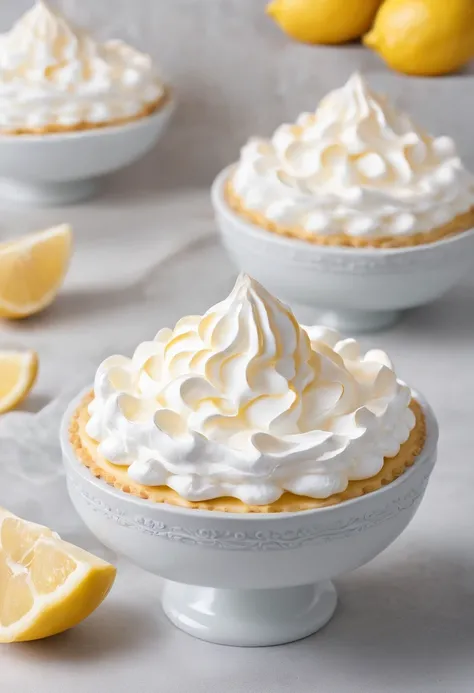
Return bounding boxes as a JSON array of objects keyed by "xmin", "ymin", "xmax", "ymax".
[
  {"xmin": 0, "ymin": 224, "xmax": 73, "ymax": 319},
  {"xmin": 0, "ymin": 350, "xmax": 38, "ymax": 414},
  {"xmin": 0, "ymin": 507, "xmax": 116, "ymax": 642}
]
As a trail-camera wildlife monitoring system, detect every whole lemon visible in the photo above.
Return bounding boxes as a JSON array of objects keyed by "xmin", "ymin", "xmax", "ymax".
[
  {"xmin": 266, "ymin": 0, "xmax": 384, "ymax": 45},
  {"xmin": 364, "ymin": 0, "xmax": 474, "ymax": 76}
]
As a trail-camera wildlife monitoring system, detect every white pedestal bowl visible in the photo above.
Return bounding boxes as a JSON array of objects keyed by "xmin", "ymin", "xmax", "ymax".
[
  {"xmin": 212, "ymin": 166, "xmax": 474, "ymax": 333},
  {"xmin": 0, "ymin": 100, "xmax": 175, "ymax": 206},
  {"xmin": 61, "ymin": 390, "xmax": 438, "ymax": 647}
]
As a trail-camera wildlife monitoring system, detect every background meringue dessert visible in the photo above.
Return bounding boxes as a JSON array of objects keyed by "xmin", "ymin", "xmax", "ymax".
[
  {"xmin": 0, "ymin": 0, "xmax": 168, "ymax": 135},
  {"xmin": 69, "ymin": 274, "xmax": 426, "ymax": 513},
  {"xmin": 226, "ymin": 73, "xmax": 474, "ymax": 248}
]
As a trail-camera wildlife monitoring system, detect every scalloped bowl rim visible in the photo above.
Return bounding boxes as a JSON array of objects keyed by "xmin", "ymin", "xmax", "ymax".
[
  {"xmin": 212, "ymin": 165, "xmax": 474, "ymax": 257},
  {"xmin": 60, "ymin": 386, "xmax": 438, "ymax": 522}
]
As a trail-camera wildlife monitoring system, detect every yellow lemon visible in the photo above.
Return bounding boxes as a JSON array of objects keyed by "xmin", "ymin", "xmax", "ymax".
[
  {"xmin": 0, "ymin": 350, "xmax": 38, "ymax": 414},
  {"xmin": 364, "ymin": 0, "xmax": 474, "ymax": 76},
  {"xmin": 0, "ymin": 507, "xmax": 116, "ymax": 642},
  {"xmin": 0, "ymin": 224, "xmax": 73, "ymax": 319},
  {"xmin": 266, "ymin": 0, "xmax": 384, "ymax": 45}
]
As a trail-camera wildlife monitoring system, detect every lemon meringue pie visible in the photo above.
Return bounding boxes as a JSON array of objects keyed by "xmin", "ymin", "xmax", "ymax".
[
  {"xmin": 0, "ymin": 0, "xmax": 168, "ymax": 134},
  {"xmin": 69, "ymin": 275, "xmax": 425, "ymax": 513},
  {"xmin": 226, "ymin": 73, "xmax": 474, "ymax": 248}
]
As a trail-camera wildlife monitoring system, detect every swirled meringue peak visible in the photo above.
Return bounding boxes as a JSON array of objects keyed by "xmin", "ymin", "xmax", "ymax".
[
  {"xmin": 86, "ymin": 275, "xmax": 416, "ymax": 505},
  {"xmin": 231, "ymin": 73, "xmax": 474, "ymax": 239},
  {"xmin": 0, "ymin": 0, "xmax": 165, "ymax": 132}
]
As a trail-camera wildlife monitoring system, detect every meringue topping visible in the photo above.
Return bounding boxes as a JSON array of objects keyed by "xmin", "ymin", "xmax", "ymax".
[
  {"xmin": 0, "ymin": 0, "xmax": 165, "ymax": 131},
  {"xmin": 231, "ymin": 73, "xmax": 474, "ymax": 239},
  {"xmin": 86, "ymin": 275, "xmax": 415, "ymax": 505}
]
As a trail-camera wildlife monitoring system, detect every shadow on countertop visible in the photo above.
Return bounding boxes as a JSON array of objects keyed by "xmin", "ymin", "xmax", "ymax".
[
  {"xmin": 9, "ymin": 600, "xmax": 160, "ymax": 664},
  {"xmin": 324, "ymin": 550, "xmax": 474, "ymax": 683},
  {"xmin": 401, "ymin": 280, "xmax": 474, "ymax": 344}
]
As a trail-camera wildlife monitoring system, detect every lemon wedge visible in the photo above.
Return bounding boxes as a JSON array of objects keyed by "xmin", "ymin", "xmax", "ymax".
[
  {"xmin": 0, "ymin": 350, "xmax": 38, "ymax": 414},
  {"xmin": 0, "ymin": 507, "xmax": 116, "ymax": 642},
  {"xmin": 0, "ymin": 224, "xmax": 73, "ymax": 319},
  {"xmin": 266, "ymin": 0, "xmax": 383, "ymax": 45}
]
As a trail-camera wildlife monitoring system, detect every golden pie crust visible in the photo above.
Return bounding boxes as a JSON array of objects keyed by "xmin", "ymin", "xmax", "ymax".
[
  {"xmin": 1, "ymin": 89, "xmax": 170, "ymax": 136},
  {"xmin": 69, "ymin": 392, "xmax": 426, "ymax": 514},
  {"xmin": 225, "ymin": 179, "xmax": 474, "ymax": 249}
]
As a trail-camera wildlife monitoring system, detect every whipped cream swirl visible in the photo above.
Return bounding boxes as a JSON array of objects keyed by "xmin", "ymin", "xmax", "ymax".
[
  {"xmin": 86, "ymin": 275, "xmax": 415, "ymax": 505},
  {"xmin": 232, "ymin": 73, "xmax": 474, "ymax": 239},
  {"xmin": 0, "ymin": 1, "xmax": 165, "ymax": 131}
]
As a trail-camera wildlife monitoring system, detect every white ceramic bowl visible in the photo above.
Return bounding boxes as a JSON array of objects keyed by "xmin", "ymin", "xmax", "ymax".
[
  {"xmin": 61, "ymin": 388, "xmax": 438, "ymax": 647},
  {"xmin": 0, "ymin": 99, "xmax": 175, "ymax": 206},
  {"xmin": 212, "ymin": 166, "xmax": 474, "ymax": 333}
]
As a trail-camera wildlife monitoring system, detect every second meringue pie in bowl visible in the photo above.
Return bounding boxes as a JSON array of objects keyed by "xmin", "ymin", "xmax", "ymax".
[
  {"xmin": 213, "ymin": 73, "xmax": 474, "ymax": 331},
  {"xmin": 61, "ymin": 275, "xmax": 438, "ymax": 646},
  {"xmin": 0, "ymin": 1, "xmax": 174, "ymax": 204}
]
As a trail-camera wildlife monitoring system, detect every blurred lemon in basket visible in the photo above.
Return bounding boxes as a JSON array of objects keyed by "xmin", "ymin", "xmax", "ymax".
[
  {"xmin": 0, "ymin": 224, "xmax": 72, "ymax": 319},
  {"xmin": 364, "ymin": 0, "xmax": 474, "ymax": 76},
  {"xmin": 266, "ymin": 0, "xmax": 383, "ymax": 44}
]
